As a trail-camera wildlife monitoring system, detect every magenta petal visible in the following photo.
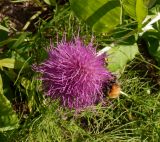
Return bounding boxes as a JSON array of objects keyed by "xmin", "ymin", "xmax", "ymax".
[{"xmin": 34, "ymin": 38, "xmax": 113, "ymax": 109}]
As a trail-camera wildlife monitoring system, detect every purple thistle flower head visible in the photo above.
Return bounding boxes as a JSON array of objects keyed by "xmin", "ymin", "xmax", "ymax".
[{"xmin": 34, "ymin": 37, "xmax": 113, "ymax": 109}]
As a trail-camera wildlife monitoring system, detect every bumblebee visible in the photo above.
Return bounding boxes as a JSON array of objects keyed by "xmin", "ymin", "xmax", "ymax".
[
  {"xmin": 108, "ymin": 83, "xmax": 121, "ymax": 98},
  {"xmin": 103, "ymin": 75, "xmax": 121, "ymax": 99}
]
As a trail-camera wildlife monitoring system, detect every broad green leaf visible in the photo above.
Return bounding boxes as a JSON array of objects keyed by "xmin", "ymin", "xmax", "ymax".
[
  {"xmin": 122, "ymin": 0, "xmax": 148, "ymax": 26},
  {"xmin": 122, "ymin": 0, "xmax": 136, "ymax": 19},
  {"xmin": 0, "ymin": 74, "xmax": 19, "ymax": 132},
  {"xmin": 144, "ymin": 0, "xmax": 156, "ymax": 8},
  {"xmin": 108, "ymin": 44, "xmax": 139, "ymax": 73},
  {"xmin": 0, "ymin": 58, "xmax": 29, "ymax": 70},
  {"xmin": 0, "ymin": 25, "xmax": 9, "ymax": 32},
  {"xmin": 70, "ymin": 0, "xmax": 121, "ymax": 32},
  {"xmin": 140, "ymin": 4, "xmax": 160, "ymax": 66},
  {"xmin": 142, "ymin": 31, "xmax": 160, "ymax": 66},
  {"xmin": 43, "ymin": 0, "xmax": 56, "ymax": 5},
  {"xmin": 0, "ymin": 58, "xmax": 15, "ymax": 69},
  {"xmin": 136, "ymin": 0, "xmax": 148, "ymax": 25},
  {"xmin": 0, "ymin": 95, "xmax": 19, "ymax": 131}
]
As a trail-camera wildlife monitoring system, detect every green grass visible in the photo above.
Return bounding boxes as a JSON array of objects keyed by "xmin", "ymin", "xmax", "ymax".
[
  {"xmin": 6, "ymin": 65, "xmax": 160, "ymax": 142},
  {"xmin": 1, "ymin": 3, "xmax": 160, "ymax": 142}
]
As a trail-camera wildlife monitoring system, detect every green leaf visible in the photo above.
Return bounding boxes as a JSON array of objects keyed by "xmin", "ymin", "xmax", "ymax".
[
  {"xmin": 0, "ymin": 74, "xmax": 19, "ymax": 132},
  {"xmin": 150, "ymin": 3, "xmax": 160, "ymax": 14},
  {"xmin": 142, "ymin": 31, "xmax": 160, "ymax": 66},
  {"xmin": 108, "ymin": 44, "xmax": 139, "ymax": 73},
  {"xmin": 0, "ymin": 58, "xmax": 15, "ymax": 69},
  {"xmin": 144, "ymin": 0, "xmax": 156, "ymax": 8},
  {"xmin": 43, "ymin": 0, "xmax": 56, "ymax": 5},
  {"xmin": 0, "ymin": 25, "xmax": 9, "ymax": 32},
  {"xmin": 140, "ymin": 4, "xmax": 160, "ymax": 66},
  {"xmin": 136, "ymin": 0, "xmax": 148, "ymax": 25},
  {"xmin": 122, "ymin": 0, "xmax": 148, "ymax": 26},
  {"xmin": 122, "ymin": 0, "xmax": 136, "ymax": 19},
  {"xmin": 146, "ymin": 4, "xmax": 160, "ymax": 32},
  {"xmin": 70, "ymin": 0, "xmax": 121, "ymax": 32}
]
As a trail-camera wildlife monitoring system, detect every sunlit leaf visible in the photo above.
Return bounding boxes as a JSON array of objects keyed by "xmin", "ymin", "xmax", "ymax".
[
  {"xmin": 122, "ymin": 0, "xmax": 148, "ymax": 27},
  {"xmin": 0, "ymin": 58, "xmax": 15, "ymax": 69},
  {"xmin": 136, "ymin": 0, "xmax": 148, "ymax": 25},
  {"xmin": 108, "ymin": 44, "xmax": 139, "ymax": 73},
  {"xmin": 70, "ymin": 0, "xmax": 121, "ymax": 32}
]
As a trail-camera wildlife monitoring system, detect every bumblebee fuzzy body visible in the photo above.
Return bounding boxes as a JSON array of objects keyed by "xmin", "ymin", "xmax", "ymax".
[
  {"xmin": 102, "ymin": 75, "xmax": 121, "ymax": 99},
  {"xmin": 108, "ymin": 83, "xmax": 121, "ymax": 98}
]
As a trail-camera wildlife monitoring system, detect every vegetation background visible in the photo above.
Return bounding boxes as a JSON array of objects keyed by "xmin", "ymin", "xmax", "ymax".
[{"xmin": 0, "ymin": 0, "xmax": 160, "ymax": 141}]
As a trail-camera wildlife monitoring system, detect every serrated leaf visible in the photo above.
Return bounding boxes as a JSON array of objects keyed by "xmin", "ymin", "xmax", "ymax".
[
  {"xmin": 0, "ymin": 95, "xmax": 19, "ymax": 131},
  {"xmin": 70, "ymin": 0, "xmax": 121, "ymax": 33},
  {"xmin": 108, "ymin": 44, "xmax": 139, "ymax": 73},
  {"xmin": 0, "ymin": 74, "xmax": 19, "ymax": 132},
  {"xmin": 0, "ymin": 58, "xmax": 15, "ymax": 69}
]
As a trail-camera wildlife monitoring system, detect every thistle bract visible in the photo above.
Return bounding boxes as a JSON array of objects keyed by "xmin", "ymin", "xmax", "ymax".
[{"xmin": 34, "ymin": 38, "xmax": 113, "ymax": 109}]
